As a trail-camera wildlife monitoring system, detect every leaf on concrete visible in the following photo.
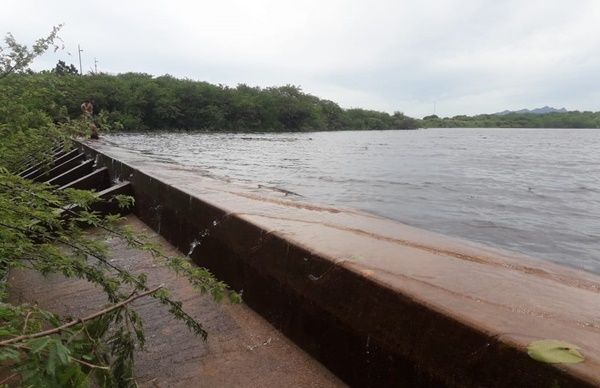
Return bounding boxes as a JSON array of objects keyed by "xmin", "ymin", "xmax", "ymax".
[{"xmin": 527, "ymin": 339, "xmax": 584, "ymax": 364}]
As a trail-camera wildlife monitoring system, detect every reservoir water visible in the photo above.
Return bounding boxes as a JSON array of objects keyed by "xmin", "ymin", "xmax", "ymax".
[{"xmin": 105, "ymin": 128, "xmax": 600, "ymax": 274}]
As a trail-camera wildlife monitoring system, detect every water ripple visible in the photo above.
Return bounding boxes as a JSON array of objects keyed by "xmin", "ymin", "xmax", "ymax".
[{"xmin": 106, "ymin": 128, "xmax": 600, "ymax": 274}]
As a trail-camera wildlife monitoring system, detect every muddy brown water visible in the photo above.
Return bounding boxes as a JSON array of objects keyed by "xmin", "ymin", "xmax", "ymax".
[{"xmin": 105, "ymin": 128, "xmax": 600, "ymax": 274}]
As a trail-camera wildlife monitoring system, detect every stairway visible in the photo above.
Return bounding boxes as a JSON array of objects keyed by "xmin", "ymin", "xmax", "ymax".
[{"xmin": 17, "ymin": 144, "xmax": 133, "ymax": 216}]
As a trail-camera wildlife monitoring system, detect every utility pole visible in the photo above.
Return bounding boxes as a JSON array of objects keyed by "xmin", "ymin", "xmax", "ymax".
[
  {"xmin": 433, "ymin": 101, "xmax": 437, "ymax": 116},
  {"xmin": 94, "ymin": 57, "xmax": 98, "ymax": 73},
  {"xmin": 78, "ymin": 44, "xmax": 83, "ymax": 75}
]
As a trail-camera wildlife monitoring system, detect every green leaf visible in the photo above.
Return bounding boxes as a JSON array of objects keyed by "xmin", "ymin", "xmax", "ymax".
[
  {"xmin": 58, "ymin": 363, "xmax": 86, "ymax": 386},
  {"xmin": 27, "ymin": 336, "xmax": 51, "ymax": 353},
  {"xmin": 527, "ymin": 339, "xmax": 585, "ymax": 364},
  {"xmin": 0, "ymin": 328, "xmax": 15, "ymax": 337},
  {"xmin": 0, "ymin": 347, "xmax": 20, "ymax": 361},
  {"xmin": 46, "ymin": 344, "xmax": 57, "ymax": 375},
  {"xmin": 53, "ymin": 340, "xmax": 71, "ymax": 365}
]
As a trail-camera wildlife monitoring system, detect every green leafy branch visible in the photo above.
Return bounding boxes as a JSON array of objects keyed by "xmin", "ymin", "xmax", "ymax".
[{"xmin": 0, "ymin": 162, "xmax": 237, "ymax": 386}]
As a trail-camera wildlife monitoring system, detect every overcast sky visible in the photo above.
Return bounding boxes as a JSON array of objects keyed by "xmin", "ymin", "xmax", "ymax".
[{"xmin": 2, "ymin": 0, "xmax": 600, "ymax": 117}]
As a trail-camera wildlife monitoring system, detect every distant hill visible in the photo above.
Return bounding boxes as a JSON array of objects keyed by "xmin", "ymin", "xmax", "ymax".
[{"xmin": 495, "ymin": 106, "xmax": 568, "ymax": 115}]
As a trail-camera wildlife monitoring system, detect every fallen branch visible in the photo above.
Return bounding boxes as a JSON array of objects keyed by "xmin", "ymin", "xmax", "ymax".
[
  {"xmin": 0, "ymin": 285, "xmax": 163, "ymax": 347},
  {"xmin": 70, "ymin": 356, "xmax": 110, "ymax": 370}
]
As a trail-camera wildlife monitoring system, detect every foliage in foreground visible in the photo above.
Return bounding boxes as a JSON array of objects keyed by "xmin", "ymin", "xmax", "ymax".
[
  {"xmin": 0, "ymin": 26, "xmax": 238, "ymax": 386},
  {"xmin": 0, "ymin": 171, "xmax": 237, "ymax": 386}
]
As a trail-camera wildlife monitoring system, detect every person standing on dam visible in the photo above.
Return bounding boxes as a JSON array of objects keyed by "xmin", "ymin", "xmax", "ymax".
[
  {"xmin": 80, "ymin": 100, "xmax": 99, "ymax": 139},
  {"xmin": 81, "ymin": 99, "xmax": 93, "ymax": 117}
]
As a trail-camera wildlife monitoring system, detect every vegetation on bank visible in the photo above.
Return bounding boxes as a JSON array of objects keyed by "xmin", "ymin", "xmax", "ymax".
[
  {"xmin": 2, "ymin": 71, "xmax": 419, "ymax": 132},
  {"xmin": 421, "ymin": 111, "xmax": 600, "ymax": 129},
  {"xmin": 7, "ymin": 67, "xmax": 599, "ymax": 133}
]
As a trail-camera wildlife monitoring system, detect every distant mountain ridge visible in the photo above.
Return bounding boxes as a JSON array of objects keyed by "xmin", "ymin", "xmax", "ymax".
[{"xmin": 495, "ymin": 106, "xmax": 568, "ymax": 115}]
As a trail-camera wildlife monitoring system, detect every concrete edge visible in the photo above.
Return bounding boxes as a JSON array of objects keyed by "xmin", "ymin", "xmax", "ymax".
[{"xmin": 75, "ymin": 140, "xmax": 597, "ymax": 388}]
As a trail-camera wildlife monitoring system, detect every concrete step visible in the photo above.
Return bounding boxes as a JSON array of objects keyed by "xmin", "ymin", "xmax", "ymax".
[
  {"xmin": 21, "ymin": 146, "xmax": 134, "ymax": 219},
  {"xmin": 18, "ymin": 149, "xmax": 66, "ymax": 177},
  {"xmin": 22, "ymin": 148, "xmax": 80, "ymax": 179},
  {"xmin": 31, "ymin": 152, "xmax": 85, "ymax": 182},
  {"xmin": 60, "ymin": 167, "xmax": 110, "ymax": 191},
  {"xmin": 46, "ymin": 159, "xmax": 95, "ymax": 187}
]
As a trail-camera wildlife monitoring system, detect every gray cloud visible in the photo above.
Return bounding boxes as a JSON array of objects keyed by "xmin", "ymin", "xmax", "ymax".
[{"xmin": 2, "ymin": 0, "xmax": 599, "ymax": 117}]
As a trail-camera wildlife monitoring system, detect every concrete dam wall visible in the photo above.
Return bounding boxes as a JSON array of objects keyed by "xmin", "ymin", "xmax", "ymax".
[{"xmin": 74, "ymin": 139, "xmax": 599, "ymax": 387}]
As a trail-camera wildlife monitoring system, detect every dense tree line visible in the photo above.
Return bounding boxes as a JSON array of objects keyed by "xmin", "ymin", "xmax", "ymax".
[
  {"xmin": 4, "ymin": 66, "xmax": 599, "ymax": 133},
  {"xmin": 1, "ymin": 71, "xmax": 419, "ymax": 132},
  {"xmin": 421, "ymin": 112, "xmax": 600, "ymax": 129}
]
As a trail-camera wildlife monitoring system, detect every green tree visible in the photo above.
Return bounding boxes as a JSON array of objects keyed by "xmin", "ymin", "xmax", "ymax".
[{"xmin": 53, "ymin": 60, "xmax": 78, "ymax": 75}]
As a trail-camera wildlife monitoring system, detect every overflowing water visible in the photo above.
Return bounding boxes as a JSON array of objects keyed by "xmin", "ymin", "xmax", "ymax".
[{"xmin": 105, "ymin": 128, "xmax": 600, "ymax": 274}]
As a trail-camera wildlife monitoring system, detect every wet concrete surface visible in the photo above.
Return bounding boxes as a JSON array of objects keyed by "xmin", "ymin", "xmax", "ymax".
[
  {"xmin": 8, "ymin": 216, "xmax": 344, "ymax": 387},
  {"xmin": 73, "ymin": 139, "xmax": 600, "ymax": 387}
]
